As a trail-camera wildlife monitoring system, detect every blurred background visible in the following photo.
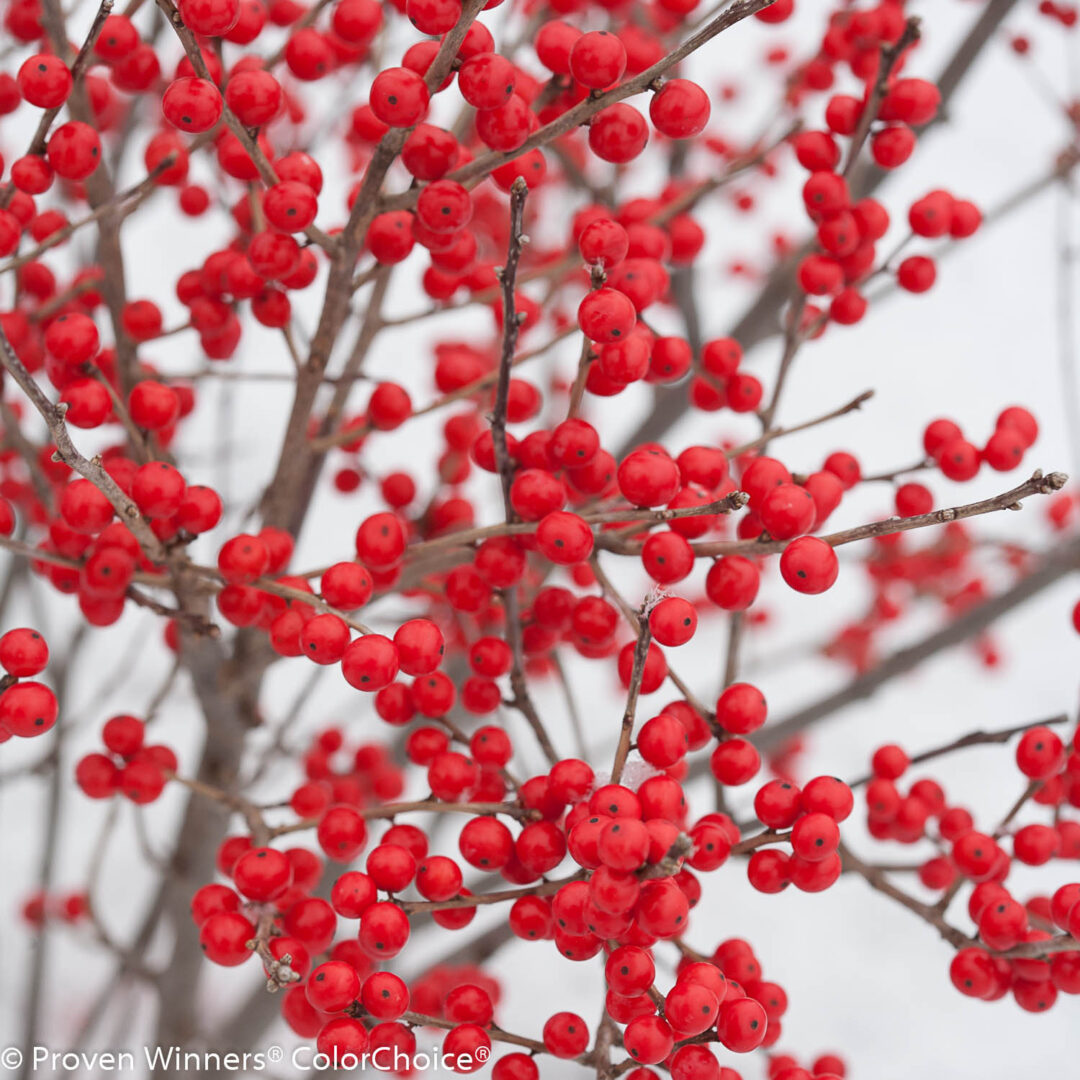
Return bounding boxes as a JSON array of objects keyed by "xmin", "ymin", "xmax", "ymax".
[{"xmin": 2, "ymin": 0, "xmax": 1080, "ymax": 1076}]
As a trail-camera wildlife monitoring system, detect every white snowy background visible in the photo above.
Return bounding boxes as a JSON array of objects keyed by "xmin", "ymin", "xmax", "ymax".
[{"xmin": 2, "ymin": 0, "xmax": 1080, "ymax": 1076}]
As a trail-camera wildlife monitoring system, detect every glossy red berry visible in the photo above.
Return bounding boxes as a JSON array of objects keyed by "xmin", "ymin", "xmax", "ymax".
[
  {"xmin": 570, "ymin": 32, "xmax": 626, "ymax": 89},
  {"xmin": 623, "ymin": 1015, "xmax": 674, "ymax": 1065},
  {"xmin": 199, "ymin": 912, "xmax": 255, "ymax": 966},
  {"xmin": 897, "ymin": 255, "xmax": 936, "ymax": 293},
  {"xmin": 133, "ymin": 463, "xmax": 186, "ymax": 518},
  {"xmin": 225, "ymin": 69, "xmax": 281, "ymax": 126},
  {"xmin": 0, "ymin": 628, "xmax": 49, "ymax": 677},
  {"xmin": 760, "ymin": 483, "xmax": 816, "ymax": 539},
  {"xmin": 791, "ymin": 813, "xmax": 841, "ymax": 861},
  {"xmin": 710, "ymin": 739, "xmax": 761, "ymax": 786},
  {"xmin": 307, "ymin": 960, "xmax": 360, "ymax": 1013},
  {"xmin": 618, "ymin": 450, "xmax": 681, "ymax": 507},
  {"xmin": 218, "ymin": 534, "xmax": 269, "ymax": 584},
  {"xmin": 534, "ymin": 511, "xmax": 592, "ymax": 565},
  {"xmin": 233, "ymin": 847, "xmax": 293, "ymax": 901},
  {"xmin": 579, "ymin": 288, "xmax": 636, "ymax": 343},
  {"xmin": 648, "ymin": 597, "xmax": 697, "ymax": 646},
  {"xmin": 579, "ymin": 219, "xmax": 629, "ymax": 268},
  {"xmin": 331, "ymin": 871, "xmax": 378, "ymax": 918},
  {"xmin": 1016, "ymin": 726, "xmax": 1065, "ymax": 779},
  {"xmin": 650, "ymin": 79, "xmax": 710, "ymax": 138},
  {"xmin": 716, "ymin": 998, "xmax": 767, "ymax": 1052},
  {"xmin": 317, "ymin": 805, "xmax": 368, "ymax": 861},
  {"xmin": 129, "ymin": 381, "xmax": 179, "ymax": 430},
  {"xmin": 458, "ymin": 52, "xmax": 515, "ymax": 110},
  {"xmin": 589, "ymin": 104, "xmax": 649, "ymax": 164},
  {"xmin": 162, "ymin": 77, "xmax": 223, "ymax": 132},
  {"xmin": 665, "ymin": 979, "xmax": 719, "ymax": 1034},
  {"xmin": 47, "ymin": 122, "xmax": 101, "ymax": 181},
  {"xmin": 542, "ymin": 1012, "xmax": 589, "ymax": 1058},
  {"xmin": 705, "ymin": 557, "xmax": 760, "ymax": 611},
  {"xmin": 18, "ymin": 54, "xmax": 72, "ymax": 107},
  {"xmin": 0, "ymin": 682, "xmax": 59, "ymax": 737},
  {"xmin": 779, "ymin": 537, "xmax": 839, "ymax": 594},
  {"xmin": 179, "ymin": 0, "xmax": 239, "ymax": 35},
  {"xmin": 716, "ymin": 683, "xmax": 767, "ymax": 735},
  {"xmin": 370, "ymin": 67, "xmax": 429, "ymax": 127}
]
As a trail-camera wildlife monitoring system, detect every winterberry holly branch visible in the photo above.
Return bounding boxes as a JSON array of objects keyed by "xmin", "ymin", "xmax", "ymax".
[{"xmin": 1, "ymin": 0, "xmax": 1080, "ymax": 1076}]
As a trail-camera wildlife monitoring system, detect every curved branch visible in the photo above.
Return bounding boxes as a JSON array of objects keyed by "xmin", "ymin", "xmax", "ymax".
[{"xmin": 0, "ymin": 325, "xmax": 167, "ymax": 562}]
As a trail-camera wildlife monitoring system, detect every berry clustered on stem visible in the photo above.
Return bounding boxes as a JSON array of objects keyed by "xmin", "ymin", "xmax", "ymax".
[{"xmin": 0, "ymin": 0, "xmax": 1079, "ymax": 1077}]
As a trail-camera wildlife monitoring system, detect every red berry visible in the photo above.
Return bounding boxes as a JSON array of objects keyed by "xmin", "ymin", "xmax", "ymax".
[
  {"xmin": 458, "ymin": 52, "xmax": 516, "ymax": 110},
  {"xmin": 570, "ymin": 31, "xmax": 626, "ymax": 89},
  {"xmin": 1016, "ymin": 726, "xmax": 1065, "ymax": 779},
  {"xmin": 162, "ymin": 77, "xmax": 222, "ymax": 133},
  {"xmin": 370, "ymin": 67, "xmax": 429, "ymax": 127},
  {"xmin": 650, "ymin": 79, "xmax": 710, "ymax": 138},
  {"xmin": 133, "ymin": 462, "xmax": 186, "ymax": 518},
  {"xmin": 0, "ymin": 628, "xmax": 48, "ymax": 677},
  {"xmin": 589, "ymin": 104, "xmax": 649, "ymax": 164},
  {"xmin": 716, "ymin": 998, "xmax": 767, "ymax": 1052},
  {"xmin": 306, "ymin": 960, "xmax": 360, "ymax": 1012},
  {"xmin": 18, "ymin": 54, "xmax": 73, "ymax": 108},
  {"xmin": 233, "ymin": 847, "xmax": 293, "ymax": 901},
  {"xmin": 624, "ymin": 1015, "xmax": 674, "ymax": 1064},
  {"xmin": 648, "ymin": 597, "xmax": 697, "ymax": 646},
  {"xmin": 779, "ymin": 537, "xmax": 839, "ymax": 594},
  {"xmin": 47, "ymin": 121, "xmax": 101, "ymax": 181},
  {"xmin": 716, "ymin": 683, "xmax": 767, "ymax": 735},
  {"xmin": 542, "ymin": 1012, "xmax": 589, "ymax": 1058},
  {"xmin": 618, "ymin": 450, "xmax": 681, "ymax": 507},
  {"xmin": 897, "ymin": 255, "xmax": 936, "ymax": 293},
  {"xmin": 199, "ymin": 912, "xmax": 255, "ymax": 966},
  {"xmin": 0, "ymin": 682, "xmax": 58, "ymax": 737},
  {"xmin": 579, "ymin": 288, "xmax": 636, "ymax": 343}
]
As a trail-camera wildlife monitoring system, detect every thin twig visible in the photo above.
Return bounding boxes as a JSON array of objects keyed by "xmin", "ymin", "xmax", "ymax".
[
  {"xmin": 0, "ymin": 324, "xmax": 167, "ymax": 561},
  {"xmin": 611, "ymin": 604, "xmax": 652, "ymax": 784}
]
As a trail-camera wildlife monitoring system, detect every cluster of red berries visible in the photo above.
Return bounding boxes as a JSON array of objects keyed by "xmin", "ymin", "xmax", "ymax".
[
  {"xmin": 820, "ymin": 518, "xmax": 996, "ymax": 675},
  {"xmin": 305, "ymin": 407, "xmax": 1036, "ymax": 743},
  {"xmin": 761, "ymin": 1054, "xmax": 848, "ymax": 1080},
  {"xmin": 1037, "ymin": 1, "xmax": 1079, "ymax": 29},
  {"xmin": 859, "ymin": 723, "xmax": 1080, "ymax": 1013},
  {"xmin": 162, "ymin": 684, "xmax": 859, "ymax": 1073},
  {"xmin": 745, "ymin": 774, "xmax": 852, "ymax": 894},
  {"xmin": 39, "ymin": 454, "xmax": 221, "ymax": 627},
  {"xmin": 145, "ymin": 689, "xmax": 775, "ymax": 1060},
  {"xmin": 216, "ymin": 435, "xmax": 845, "ymax": 689},
  {"xmin": 74, "ymin": 713, "xmax": 176, "ymax": 803},
  {"xmin": 602, "ymin": 938, "xmax": 788, "ymax": 1064},
  {"xmin": 0, "ymin": 0, "xmax": 1076, "ymax": 1074},
  {"xmin": 189, "ymin": 767, "xmax": 804, "ymax": 1069},
  {"xmin": 20, "ymin": 888, "xmax": 89, "ymax": 929},
  {"xmin": 0, "ymin": 625, "xmax": 55, "ymax": 741},
  {"xmin": 780, "ymin": 406, "xmax": 1040, "ymax": 676},
  {"xmin": 0, "ymin": 0, "xmax": 983, "ymax": 427},
  {"xmin": 1, "ymin": 319, "xmax": 229, "ymax": 630},
  {"xmin": 791, "ymin": 131, "xmax": 984, "ymax": 324},
  {"xmin": 745, "ymin": 9, "xmax": 997, "ymax": 331},
  {"xmin": 292, "ymin": 725, "xmax": 407, "ymax": 820},
  {"xmin": 4, "ymin": 51, "xmax": 100, "ymax": 184},
  {"xmin": 951, "ymin": 874, "xmax": 1080, "ymax": 1009},
  {"xmin": 923, "ymin": 407, "xmax": 1039, "ymax": 482},
  {"xmin": 765, "ymin": 0, "xmax": 905, "ymax": 101}
]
